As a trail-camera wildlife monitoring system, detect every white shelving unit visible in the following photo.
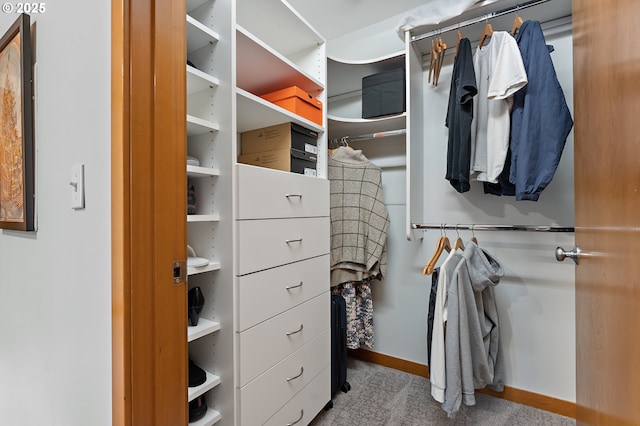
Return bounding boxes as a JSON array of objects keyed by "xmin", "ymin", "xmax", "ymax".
[
  {"xmin": 185, "ymin": 0, "xmax": 229, "ymax": 425},
  {"xmin": 327, "ymin": 48, "xmax": 422, "ymax": 240},
  {"xmin": 183, "ymin": 1, "xmax": 330, "ymax": 424}
]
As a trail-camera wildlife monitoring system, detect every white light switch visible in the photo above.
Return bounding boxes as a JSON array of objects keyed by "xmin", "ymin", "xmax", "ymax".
[{"xmin": 70, "ymin": 163, "xmax": 85, "ymax": 209}]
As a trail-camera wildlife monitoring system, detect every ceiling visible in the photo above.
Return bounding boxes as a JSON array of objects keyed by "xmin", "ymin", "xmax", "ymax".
[{"xmin": 287, "ymin": 0, "xmax": 431, "ymax": 41}]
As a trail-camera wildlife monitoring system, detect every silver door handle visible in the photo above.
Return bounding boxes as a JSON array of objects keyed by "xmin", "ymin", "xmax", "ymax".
[
  {"xmin": 555, "ymin": 246, "xmax": 581, "ymax": 265},
  {"xmin": 285, "ymin": 238, "xmax": 303, "ymax": 244},
  {"xmin": 285, "ymin": 194, "xmax": 303, "ymax": 199}
]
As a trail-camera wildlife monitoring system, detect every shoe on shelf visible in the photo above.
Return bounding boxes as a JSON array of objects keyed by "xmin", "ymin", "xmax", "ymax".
[
  {"xmin": 189, "ymin": 359, "xmax": 207, "ymax": 388},
  {"xmin": 187, "ymin": 184, "xmax": 196, "ymax": 215},
  {"xmin": 186, "ymin": 245, "xmax": 209, "ymax": 268},
  {"xmin": 189, "ymin": 394, "xmax": 207, "ymax": 423},
  {"xmin": 188, "ymin": 286, "xmax": 205, "ymax": 327}
]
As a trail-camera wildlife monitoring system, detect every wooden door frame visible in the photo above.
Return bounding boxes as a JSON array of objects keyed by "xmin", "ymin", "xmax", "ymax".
[{"xmin": 111, "ymin": 0, "xmax": 187, "ymax": 424}]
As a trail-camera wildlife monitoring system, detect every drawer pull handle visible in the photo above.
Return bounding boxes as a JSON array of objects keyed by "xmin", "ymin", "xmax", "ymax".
[
  {"xmin": 285, "ymin": 238, "xmax": 303, "ymax": 244},
  {"xmin": 286, "ymin": 409, "xmax": 304, "ymax": 426},
  {"xmin": 285, "ymin": 281, "xmax": 303, "ymax": 290},
  {"xmin": 286, "ymin": 324, "xmax": 303, "ymax": 336},
  {"xmin": 285, "ymin": 194, "xmax": 303, "ymax": 199},
  {"xmin": 286, "ymin": 367, "xmax": 304, "ymax": 382}
]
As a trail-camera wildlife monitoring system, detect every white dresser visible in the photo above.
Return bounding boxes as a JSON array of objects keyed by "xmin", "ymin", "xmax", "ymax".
[{"xmin": 235, "ymin": 164, "xmax": 331, "ymax": 425}]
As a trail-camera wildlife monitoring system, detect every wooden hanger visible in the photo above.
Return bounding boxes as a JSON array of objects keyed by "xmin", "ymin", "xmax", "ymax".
[
  {"xmin": 453, "ymin": 225, "xmax": 465, "ymax": 250},
  {"xmin": 423, "ymin": 227, "xmax": 451, "ymax": 275},
  {"xmin": 428, "ymin": 39, "xmax": 437, "ymax": 83},
  {"xmin": 511, "ymin": 16, "xmax": 524, "ymax": 35},
  {"xmin": 478, "ymin": 22, "xmax": 493, "ymax": 49},
  {"xmin": 434, "ymin": 37, "xmax": 447, "ymax": 86},
  {"xmin": 455, "ymin": 30, "xmax": 463, "ymax": 59},
  {"xmin": 470, "ymin": 225, "xmax": 479, "ymax": 245}
]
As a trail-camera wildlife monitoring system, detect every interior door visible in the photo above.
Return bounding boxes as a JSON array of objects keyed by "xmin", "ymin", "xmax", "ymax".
[
  {"xmin": 112, "ymin": 0, "xmax": 188, "ymax": 424},
  {"xmin": 572, "ymin": 0, "xmax": 640, "ymax": 424}
]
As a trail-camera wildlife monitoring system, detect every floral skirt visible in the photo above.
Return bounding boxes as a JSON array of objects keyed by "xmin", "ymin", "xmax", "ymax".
[{"xmin": 332, "ymin": 280, "xmax": 374, "ymax": 349}]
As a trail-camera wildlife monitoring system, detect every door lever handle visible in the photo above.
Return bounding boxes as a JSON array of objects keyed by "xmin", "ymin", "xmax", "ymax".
[{"xmin": 555, "ymin": 246, "xmax": 581, "ymax": 265}]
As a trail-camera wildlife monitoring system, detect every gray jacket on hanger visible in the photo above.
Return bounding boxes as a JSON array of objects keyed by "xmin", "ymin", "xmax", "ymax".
[{"xmin": 442, "ymin": 241, "xmax": 505, "ymax": 417}]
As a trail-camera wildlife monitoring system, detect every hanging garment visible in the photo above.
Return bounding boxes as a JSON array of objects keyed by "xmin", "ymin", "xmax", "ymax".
[
  {"xmin": 442, "ymin": 242, "xmax": 505, "ymax": 418},
  {"xmin": 426, "ymin": 267, "xmax": 439, "ymax": 366},
  {"xmin": 429, "ymin": 248, "xmax": 464, "ymax": 403},
  {"xmin": 470, "ymin": 31, "xmax": 527, "ymax": 184},
  {"xmin": 328, "ymin": 147, "xmax": 390, "ymax": 286},
  {"xmin": 508, "ymin": 20, "xmax": 574, "ymax": 201},
  {"xmin": 332, "ymin": 280, "xmax": 374, "ymax": 349},
  {"xmin": 445, "ymin": 37, "xmax": 477, "ymax": 193}
]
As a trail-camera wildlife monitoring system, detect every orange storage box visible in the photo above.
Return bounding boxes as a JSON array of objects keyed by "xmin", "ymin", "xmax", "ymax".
[{"xmin": 261, "ymin": 86, "xmax": 323, "ymax": 126}]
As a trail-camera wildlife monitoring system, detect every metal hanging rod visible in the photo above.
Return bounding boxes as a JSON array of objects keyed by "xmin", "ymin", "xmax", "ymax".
[
  {"xmin": 411, "ymin": 0, "xmax": 552, "ymax": 43},
  {"xmin": 411, "ymin": 223, "xmax": 574, "ymax": 232}
]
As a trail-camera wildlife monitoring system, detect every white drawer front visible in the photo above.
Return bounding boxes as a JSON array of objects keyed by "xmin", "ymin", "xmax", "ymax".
[
  {"xmin": 237, "ymin": 164, "xmax": 329, "ymax": 219},
  {"xmin": 237, "ymin": 217, "xmax": 329, "ymax": 276},
  {"xmin": 264, "ymin": 364, "xmax": 330, "ymax": 426},
  {"xmin": 239, "ymin": 292, "xmax": 329, "ymax": 387},
  {"xmin": 239, "ymin": 329, "xmax": 330, "ymax": 426},
  {"xmin": 237, "ymin": 254, "xmax": 329, "ymax": 332}
]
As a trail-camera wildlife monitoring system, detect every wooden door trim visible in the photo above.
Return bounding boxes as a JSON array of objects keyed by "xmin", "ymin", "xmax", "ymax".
[{"xmin": 112, "ymin": 1, "xmax": 187, "ymax": 424}]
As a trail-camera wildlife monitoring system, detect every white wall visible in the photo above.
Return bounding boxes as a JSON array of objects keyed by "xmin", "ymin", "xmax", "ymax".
[
  {"xmin": 0, "ymin": 3, "xmax": 111, "ymax": 425},
  {"xmin": 336, "ymin": 22, "xmax": 577, "ymax": 403}
]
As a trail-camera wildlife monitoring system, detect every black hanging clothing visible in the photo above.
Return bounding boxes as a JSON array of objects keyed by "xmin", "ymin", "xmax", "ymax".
[
  {"xmin": 426, "ymin": 267, "xmax": 440, "ymax": 366},
  {"xmin": 445, "ymin": 38, "xmax": 477, "ymax": 193}
]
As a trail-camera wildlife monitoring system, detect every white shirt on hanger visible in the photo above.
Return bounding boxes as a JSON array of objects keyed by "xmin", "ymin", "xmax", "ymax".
[
  {"xmin": 470, "ymin": 31, "xmax": 527, "ymax": 183},
  {"xmin": 430, "ymin": 248, "xmax": 464, "ymax": 403}
]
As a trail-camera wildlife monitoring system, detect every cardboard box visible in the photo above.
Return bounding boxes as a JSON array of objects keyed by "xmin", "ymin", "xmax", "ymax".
[
  {"xmin": 260, "ymin": 86, "xmax": 323, "ymax": 125},
  {"xmin": 238, "ymin": 148, "xmax": 317, "ymax": 176},
  {"xmin": 362, "ymin": 67, "xmax": 406, "ymax": 119},
  {"xmin": 241, "ymin": 122, "xmax": 318, "ymax": 156}
]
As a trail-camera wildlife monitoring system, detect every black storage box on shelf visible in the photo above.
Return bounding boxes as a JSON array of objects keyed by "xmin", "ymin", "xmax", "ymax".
[
  {"xmin": 362, "ymin": 67, "xmax": 406, "ymax": 119},
  {"xmin": 238, "ymin": 148, "xmax": 318, "ymax": 177}
]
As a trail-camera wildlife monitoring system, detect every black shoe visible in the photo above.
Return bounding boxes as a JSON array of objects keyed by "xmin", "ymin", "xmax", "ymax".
[
  {"xmin": 188, "ymin": 287, "xmax": 205, "ymax": 327},
  {"xmin": 189, "ymin": 359, "xmax": 206, "ymax": 388},
  {"xmin": 189, "ymin": 395, "xmax": 207, "ymax": 423}
]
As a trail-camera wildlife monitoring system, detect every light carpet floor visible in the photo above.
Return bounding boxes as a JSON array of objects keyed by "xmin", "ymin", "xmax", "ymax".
[{"xmin": 309, "ymin": 358, "xmax": 576, "ymax": 426}]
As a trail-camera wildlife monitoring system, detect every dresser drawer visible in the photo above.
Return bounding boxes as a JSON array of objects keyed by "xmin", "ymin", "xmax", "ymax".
[
  {"xmin": 237, "ymin": 164, "xmax": 329, "ymax": 219},
  {"xmin": 238, "ymin": 329, "xmax": 330, "ymax": 426},
  {"xmin": 237, "ymin": 217, "xmax": 329, "ymax": 276},
  {"xmin": 264, "ymin": 364, "xmax": 330, "ymax": 426},
  {"xmin": 238, "ymin": 292, "xmax": 329, "ymax": 387},
  {"xmin": 237, "ymin": 254, "xmax": 329, "ymax": 332}
]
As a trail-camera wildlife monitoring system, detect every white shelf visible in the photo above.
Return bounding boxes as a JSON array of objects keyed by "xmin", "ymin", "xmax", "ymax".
[
  {"xmin": 187, "ymin": 15, "xmax": 220, "ymax": 53},
  {"xmin": 189, "ymin": 407, "xmax": 221, "ymax": 426},
  {"xmin": 187, "ymin": 214, "xmax": 220, "ymax": 223},
  {"xmin": 187, "ymin": 114, "xmax": 219, "ymax": 136},
  {"xmin": 236, "ymin": 26, "xmax": 323, "ymax": 96},
  {"xmin": 236, "ymin": 88, "xmax": 323, "ymax": 134},
  {"xmin": 236, "ymin": 0, "xmax": 324, "ymax": 58},
  {"xmin": 188, "ymin": 371, "xmax": 222, "ymax": 402},
  {"xmin": 188, "ymin": 318, "xmax": 221, "ymax": 342},
  {"xmin": 327, "ymin": 53, "xmax": 405, "ymax": 98},
  {"xmin": 187, "ymin": 65, "xmax": 220, "ymax": 95},
  {"xmin": 187, "ymin": 261, "xmax": 221, "ymax": 277},
  {"xmin": 187, "ymin": 165, "xmax": 220, "ymax": 178}
]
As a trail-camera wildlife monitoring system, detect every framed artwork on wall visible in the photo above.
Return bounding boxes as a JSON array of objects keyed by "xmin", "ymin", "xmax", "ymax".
[{"xmin": 0, "ymin": 13, "xmax": 33, "ymax": 231}]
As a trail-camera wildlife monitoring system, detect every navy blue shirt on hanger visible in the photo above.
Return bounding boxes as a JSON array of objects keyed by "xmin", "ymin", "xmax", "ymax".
[{"xmin": 445, "ymin": 38, "xmax": 477, "ymax": 193}]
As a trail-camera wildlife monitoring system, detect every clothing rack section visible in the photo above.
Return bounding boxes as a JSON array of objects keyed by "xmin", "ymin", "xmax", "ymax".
[
  {"xmin": 412, "ymin": 223, "xmax": 574, "ymax": 232},
  {"xmin": 411, "ymin": 0, "xmax": 552, "ymax": 43}
]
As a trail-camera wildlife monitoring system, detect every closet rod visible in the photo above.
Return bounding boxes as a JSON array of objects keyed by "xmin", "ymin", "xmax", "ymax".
[
  {"xmin": 410, "ymin": 0, "xmax": 552, "ymax": 43},
  {"xmin": 411, "ymin": 223, "xmax": 574, "ymax": 232}
]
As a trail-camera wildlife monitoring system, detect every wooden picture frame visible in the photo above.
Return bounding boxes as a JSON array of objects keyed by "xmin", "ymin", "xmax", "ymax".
[{"xmin": 0, "ymin": 13, "xmax": 33, "ymax": 231}]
